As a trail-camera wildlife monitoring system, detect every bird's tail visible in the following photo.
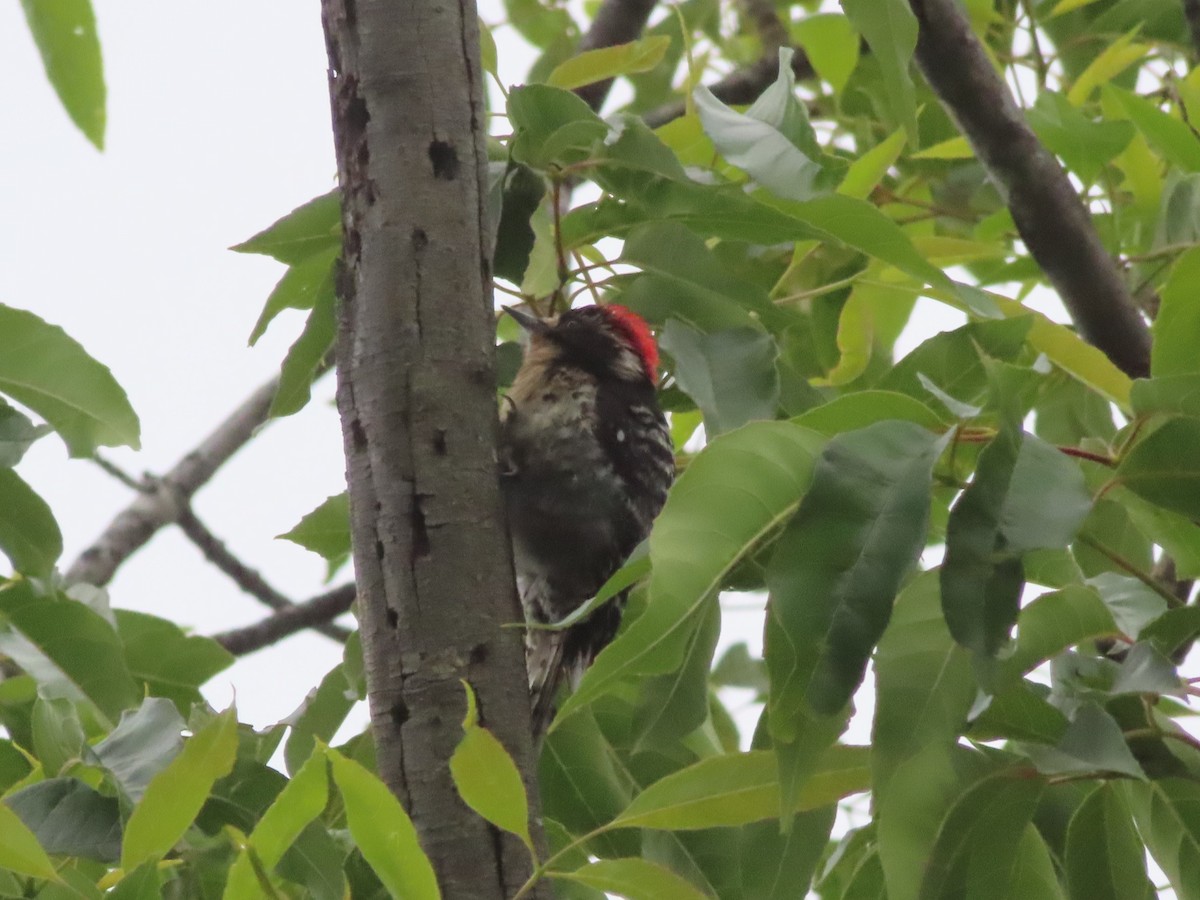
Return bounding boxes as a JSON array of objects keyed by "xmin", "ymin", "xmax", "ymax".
[{"xmin": 526, "ymin": 627, "xmax": 565, "ymax": 741}]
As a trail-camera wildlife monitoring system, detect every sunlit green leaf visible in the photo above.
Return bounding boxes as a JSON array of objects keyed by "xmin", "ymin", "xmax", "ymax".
[{"xmin": 20, "ymin": 0, "xmax": 105, "ymax": 148}]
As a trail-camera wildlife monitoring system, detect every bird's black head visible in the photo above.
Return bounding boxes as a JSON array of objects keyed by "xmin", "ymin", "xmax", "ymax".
[{"xmin": 504, "ymin": 304, "xmax": 659, "ymax": 384}]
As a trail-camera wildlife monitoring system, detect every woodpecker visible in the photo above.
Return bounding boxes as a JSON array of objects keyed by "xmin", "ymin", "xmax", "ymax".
[{"xmin": 500, "ymin": 303, "xmax": 674, "ymax": 737}]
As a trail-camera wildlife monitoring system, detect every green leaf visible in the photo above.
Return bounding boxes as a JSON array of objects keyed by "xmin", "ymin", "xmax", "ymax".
[
  {"xmin": 270, "ymin": 274, "xmax": 335, "ymax": 417},
  {"xmin": 1128, "ymin": 778, "xmax": 1200, "ymax": 900},
  {"xmin": 1116, "ymin": 416, "xmax": 1200, "ymax": 518},
  {"xmin": 0, "ymin": 583, "xmax": 139, "ymax": 724},
  {"xmin": 0, "ymin": 469, "xmax": 61, "ymax": 576},
  {"xmin": 1027, "ymin": 91, "xmax": 1135, "ymax": 184},
  {"xmin": 768, "ymin": 421, "xmax": 942, "ymax": 722},
  {"xmin": 739, "ymin": 806, "xmax": 836, "ymax": 899},
  {"xmin": 871, "ymin": 571, "xmax": 974, "ymax": 797},
  {"xmin": 232, "ymin": 191, "xmax": 341, "ymax": 264},
  {"xmin": 695, "ymin": 49, "xmax": 841, "ymax": 202},
  {"xmin": 89, "ymin": 698, "xmax": 184, "ymax": 803},
  {"xmin": 540, "ymin": 712, "xmax": 637, "ymax": 857},
  {"xmin": 547, "ymin": 36, "xmax": 671, "ymax": 90},
  {"xmin": 608, "ymin": 745, "xmax": 868, "ymax": 830},
  {"xmin": 794, "ymin": 14, "xmax": 861, "ymax": 94},
  {"xmin": 1065, "ymin": 784, "xmax": 1155, "ymax": 899},
  {"xmin": 919, "ymin": 768, "xmax": 1044, "ymax": 899},
  {"xmin": 106, "ymin": 863, "xmax": 161, "ymax": 900},
  {"xmin": 121, "ymin": 707, "xmax": 238, "ymax": 871},
  {"xmin": 1130, "ymin": 372, "xmax": 1200, "ymax": 419},
  {"xmin": 115, "ymin": 610, "xmax": 234, "ymax": 711},
  {"xmin": 841, "ymin": 0, "xmax": 918, "ymax": 141},
  {"xmin": 225, "ymin": 751, "xmax": 329, "ymax": 898},
  {"xmin": 449, "ymin": 682, "xmax": 534, "ymax": 857},
  {"xmin": 283, "ymin": 662, "xmax": 357, "ymax": 775},
  {"xmin": 277, "ymin": 492, "xmax": 351, "ymax": 580},
  {"xmin": 1024, "ymin": 702, "xmax": 1145, "ymax": 779},
  {"xmin": 20, "ymin": 0, "xmax": 105, "ymax": 148},
  {"xmin": 1153, "ymin": 246, "xmax": 1200, "ymax": 377},
  {"xmin": 6, "ymin": 777, "xmax": 121, "ymax": 862},
  {"xmin": 838, "ymin": 128, "xmax": 906, "ymax": 200},
  {"xmin": 1105, "ymin": 85, "xmax": 1200, "ymax": 173},
  {"xmin": 327, "ymin": 748, "xmax": 441, "ymax": 900},
  {"xmin": 31, "ymin": 697, "xmax": 85, "ymax": 777},
  {"xmin": 0, "ymin": 402, "xmax": 49, "ymax": 468},
  {"xmin": 248, "ymin": 245, "xmax": 339, "ymax": 346},
  {"xmin": 793, "ymin": 391, "xmax": 945, "ymax": 435},
  {"xmin": 0, "ymin": 303, "xmax": 140, "ymax": 456},
  {"xmin": 555, "ymin": 422, "xmax": 825, "ymax": 723},
  {"xmin": 1001, "ymin": 585, "xmax": 1116, "ymax": 679},
  {"xmin": 0, "ymin": 789, "xmax": 67, "ymax": 881},
  {"xmin": 659, "ymin": 322, "xmax": 779, "ymax": 434},
  {"xmin": 552, "ymin": 858, "xmax": 709, "ymax": 900},
  {"xmin": 630, "ymin": 597, "xmax": 720, "ymax": 750},
  {"xmin": 492, "ymin": 163, "xmax": 546, "ymax": 285}
]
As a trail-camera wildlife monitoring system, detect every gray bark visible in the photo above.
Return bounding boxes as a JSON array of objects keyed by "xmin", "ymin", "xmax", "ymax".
[{"xmin": 320, "ymin": 0, "xmax": 547, "ymax": 897}]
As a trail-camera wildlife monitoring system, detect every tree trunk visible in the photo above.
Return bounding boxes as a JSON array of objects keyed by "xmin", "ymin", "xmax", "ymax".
[{"xmin": 320, "ymin": 1, "xmax": 546, "ymax": 896}]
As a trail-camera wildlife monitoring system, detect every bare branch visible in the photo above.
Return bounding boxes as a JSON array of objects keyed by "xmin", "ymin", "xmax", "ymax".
[
  {"xmin": 213, "ymin": 583, "xmax": 356, "ymax": 656},
  {"xmin": 176, "ymin": 507, "xmax": 352, "ymax": 643},
  {"xmin": 574, "ymin": 0, "xmax": 659, "ymax": 111},
  {"xmin": 910, "ymin": 0, "xmax": 1152, "ymax": 378},
  {"xmin": 68, "ymin": 376, "xmax": 282, "ymax": 586}
]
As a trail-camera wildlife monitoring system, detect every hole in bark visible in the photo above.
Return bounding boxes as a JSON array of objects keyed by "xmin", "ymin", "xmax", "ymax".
[
  {"xmin": 375, "ymin": 539, "xmax": 385, "ymax": 561},
  {"xmin": 428, "ymin": 140, "xmax": 459, "ymax": 180},
  {"xmin": 390, "ymin": 698, "xmax": 409, "ymax": 727},
  {"xmin": 412, "ymin": 498, "xmax": 430, "ymax": 559},
  {"xmin": 351, "ymin": 418, "xmax": 367, "ymax": 450},
  {"xmin": 346, "ymin": 94, "xmax": 369, "ymax": 136},
  {"xmin": 411, "ymin": 227, "xmax": 428, "ymax": 251},
  {"xmin": 470, "ymin": 642, "xmax": 488, "ymax": 665},
  {"xmin": 432, "ymin": 429, "xmax": 447, "ymax": 456},
  {"xmin": 386, "ymin": 607, "xmax": 399, "ymax": 629}
]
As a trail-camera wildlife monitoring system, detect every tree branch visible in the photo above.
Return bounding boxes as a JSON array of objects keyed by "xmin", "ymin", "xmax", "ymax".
[
  {"xmin": 176, "ymin": 507, "xmax": 352, "ymax": 643},
  {"xmin": 1184, "ymin": 0, "xmax": 1200, "ymax": 60},
  {"xmin": 909, "ymin": 0, "xmax": 1152, "ymax": 379},
  {"xmin": 574, "ymin": 0, "xmax": 659, "ymax": 111},
  {"xmin": 213, "ymin": 583, "xmax": 356, "ymax": 656},
  {"xmin": 67, "ymin": 376, "xmax": 282, "ymax": 586}
]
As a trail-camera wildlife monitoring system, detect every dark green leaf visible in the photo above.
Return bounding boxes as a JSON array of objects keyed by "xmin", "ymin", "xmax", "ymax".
[
  {"xmin": 20, "ymin": 0, "xmax": 105, "ymax": 148},
  {"xmin": 31, "ymin": 697, "xmax": 84, "ymax": 778},
  {"xmin": 1024, "ymin": 703, "xmax": 1145, "ymax": 779},
  {"xmin": 1066, "ymin": 784, "xmax": 1155, "ymax": 900},
  {"xmin": 115, "ymin": 610, "xmax": 234, "ymax": 711},
  {"xmin": 0, "ymin": 402, "xmax": 49, "ymax": 468},
  {"xmin": 659, "ymin": 322, "xmax": 779, "ymax": 434},
  {"xmin": 1116, "ymin": 416, "xmax": 1200, "ymax": 518},
  {"xmin": 0, "ymin": 304, "xmax": 139, "ymax": 455},
  {"xmin": 283, "ymin": 663, "xmax": 357, "ymax": 775},
  {"xmin": 492, "ymin": 163, "xmax": 546, "ymax": 284},
  {"xmin": 0, "ymin": 584, "xmax": 139, "ymax": 724},
  {"xmin": 89, "ymin": 698, "xmax": 184, "ymax": 803},
  {"xmin": 552, "ymin": 858, "xmax": 710, "ymax": 900},
  {"xmin": 768, "ymin": 421, "xmax": 941, "ymax": 720},
  {"xmin": 557, "ymin": 422, "xmax": 824, "ymax": 723},
  {"xmin": 0, "ymin": 468, "xmax": 62, "ymax": 576},
  {"xmin": 6, "ymin": 778, "xmax": 121, "ymax": 862},
  {"xmin": 1128, "ymin": 778, "xmax": 1200, "ymax": 900}
]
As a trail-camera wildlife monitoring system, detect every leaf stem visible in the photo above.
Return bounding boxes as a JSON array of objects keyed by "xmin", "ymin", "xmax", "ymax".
[{"xmin": 1075, "ymin": 533, "xmax": 1184, "ymax": 608}]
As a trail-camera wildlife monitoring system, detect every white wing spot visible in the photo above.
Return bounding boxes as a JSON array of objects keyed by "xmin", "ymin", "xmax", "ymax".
[{"xmin": 616, "ymin": 429, "xmax": 625, "ymax": 442}]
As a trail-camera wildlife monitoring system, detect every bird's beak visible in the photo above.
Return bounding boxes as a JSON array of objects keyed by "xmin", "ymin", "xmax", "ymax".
[{"xmin": 503, "ymin": 305, "xmax": 551, "ymax": 335}]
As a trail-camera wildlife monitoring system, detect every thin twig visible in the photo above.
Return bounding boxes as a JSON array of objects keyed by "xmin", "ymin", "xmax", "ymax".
[
  {"xmin": 212, "ymin": 583, "xmax": 356, "ymax": 656},
  {"xmin": 67, "ymin": 375, "xmax": 288, "ymax": 586},
  {"xmin": 176, "ymin": 507, "xmax": 352, "ymax": 643}
]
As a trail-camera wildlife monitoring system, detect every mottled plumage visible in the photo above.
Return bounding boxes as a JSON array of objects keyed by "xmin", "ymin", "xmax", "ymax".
[{"xmin": 499, "ymin": 305, "xmax": 674, "ymax": 737}]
